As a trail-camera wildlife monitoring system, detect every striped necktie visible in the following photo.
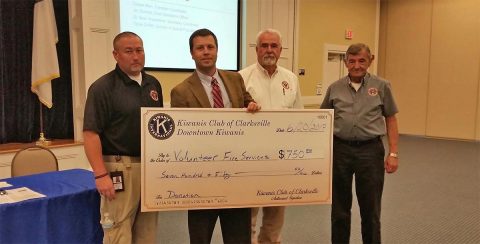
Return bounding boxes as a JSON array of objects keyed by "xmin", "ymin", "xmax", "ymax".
[{"xmin": 211, "ymin": 77, "xmax": 224, "ymax": 108}]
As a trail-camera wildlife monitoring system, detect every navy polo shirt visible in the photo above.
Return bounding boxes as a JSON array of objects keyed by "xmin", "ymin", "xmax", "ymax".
[{"xmin": 83, "ymin": 65, "xmax": 163, "ymax": 156}]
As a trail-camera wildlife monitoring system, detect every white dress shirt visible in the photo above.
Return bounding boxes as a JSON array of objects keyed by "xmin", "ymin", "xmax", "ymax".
[{"xmin": 239, "ymin": 63, "xmax": 303, "ymax": 109}]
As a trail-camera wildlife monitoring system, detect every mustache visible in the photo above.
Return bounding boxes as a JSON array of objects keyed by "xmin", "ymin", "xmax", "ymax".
[{"xmin": 262, "ymin": 55, "xmax": 276, "ymax": 61}]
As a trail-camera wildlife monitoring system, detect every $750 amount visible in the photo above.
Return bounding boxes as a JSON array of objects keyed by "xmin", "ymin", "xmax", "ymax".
[{"xmin": 278, "ymin": 149, "xmax": 312, "ymax": 160}]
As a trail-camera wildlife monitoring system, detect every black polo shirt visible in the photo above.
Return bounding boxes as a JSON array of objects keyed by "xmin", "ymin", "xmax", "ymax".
[{"xmin": 83, "ymin": 65, "xmax": 163, "ymax": 156}]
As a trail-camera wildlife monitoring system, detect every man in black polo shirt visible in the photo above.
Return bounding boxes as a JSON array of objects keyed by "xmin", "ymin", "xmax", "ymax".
[
  {"xmin": 83, "ymin": 32, "xmax": 163, "ymax": 244},
  {"xmin": 321, "ymin": 43, "xmax": 399, "ymax": 244}
]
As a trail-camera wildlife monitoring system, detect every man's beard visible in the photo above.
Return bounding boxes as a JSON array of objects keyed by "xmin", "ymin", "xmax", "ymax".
[{"xmin": 261, "ymin": 55, "xmax": 277, "ymax": 66}]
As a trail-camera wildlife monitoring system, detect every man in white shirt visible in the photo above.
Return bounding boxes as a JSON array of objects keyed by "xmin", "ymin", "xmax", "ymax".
[{"xmin": 239, "ymin": 28, "xmax": 303, "ymax": 244}]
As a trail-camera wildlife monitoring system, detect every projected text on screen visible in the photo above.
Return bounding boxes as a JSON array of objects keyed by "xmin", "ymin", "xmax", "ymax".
[{"xmin": 120, "ymin": 0, "xmax": 239, "ymax": 71}]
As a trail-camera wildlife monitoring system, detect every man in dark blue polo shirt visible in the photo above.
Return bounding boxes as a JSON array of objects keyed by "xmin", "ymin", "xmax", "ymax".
[{"xmin": 83, "ymin": 32, "xmax": 163, "ymax": 244}]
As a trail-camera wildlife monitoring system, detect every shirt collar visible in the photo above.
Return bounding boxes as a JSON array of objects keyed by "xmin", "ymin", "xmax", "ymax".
[
  {"xmin": 115, "ymin": 64, "xmax": 147, "ymax": 86},
  {"xmin": 256, "ymin": 62, "xmax": 278, "ymax": 77},
  {"xmin": 347, "ymin": 73, "xmax": 371, "ymax": 86},
  {"xmin": 196, "ymin": 69, "xmax": 220, "ymax": 86}
]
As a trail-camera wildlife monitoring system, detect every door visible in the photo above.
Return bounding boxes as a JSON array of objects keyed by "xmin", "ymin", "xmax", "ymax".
[
  {"xmin": 244, "ymin": 0, "xmax": 296, "ymax": 71},
  {"xmin": 318, "ymin": 44, "xmax": 349, "ymax": 101}
]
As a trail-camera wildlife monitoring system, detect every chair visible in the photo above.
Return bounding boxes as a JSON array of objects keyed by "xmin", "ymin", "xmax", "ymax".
[{"xmin": 11, "ymin": 145, "xmax": 59, "ymax": 177}]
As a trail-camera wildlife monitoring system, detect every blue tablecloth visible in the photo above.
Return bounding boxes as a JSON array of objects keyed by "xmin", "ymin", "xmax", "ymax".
[{"xmin": 0, "ymin": 169, "xmax": 102, "ymax": 244}]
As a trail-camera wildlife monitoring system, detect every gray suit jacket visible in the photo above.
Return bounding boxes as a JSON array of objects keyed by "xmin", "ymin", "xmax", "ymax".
[{"xmin": 170, "ymin": 70, "xmax": 254, "ymax": 108}]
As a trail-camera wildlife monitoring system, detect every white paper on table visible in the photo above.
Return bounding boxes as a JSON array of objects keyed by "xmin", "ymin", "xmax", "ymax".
[
  {"xmin": 0, "ymin": 182, "xmax": 12, "ymax": 188},
  {"xmin": 0, "ymin": 187, "xmax": 46, "ymax": 204}
]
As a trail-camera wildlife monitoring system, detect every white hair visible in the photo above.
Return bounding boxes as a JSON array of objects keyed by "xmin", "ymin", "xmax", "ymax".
[{"xmin": 256, "ymin": 28, "xmax": 282, "ymax": 47}]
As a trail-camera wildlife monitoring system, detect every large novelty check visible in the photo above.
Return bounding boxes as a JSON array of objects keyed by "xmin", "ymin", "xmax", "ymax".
[{"xmin": 141, "ymin": 108, "xmax": 333, "ymax": 211}]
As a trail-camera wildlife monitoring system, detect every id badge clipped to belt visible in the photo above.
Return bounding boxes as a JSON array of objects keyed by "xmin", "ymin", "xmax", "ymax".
[{"xmin": 110, "ymin": 171, "xmax": 125, "ymax": 192}]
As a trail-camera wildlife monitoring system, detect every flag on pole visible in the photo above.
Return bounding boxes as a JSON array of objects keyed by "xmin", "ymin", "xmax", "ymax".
[{"xmin": 31, "ymin": 0, "xmax": 59, "ymax": 109}]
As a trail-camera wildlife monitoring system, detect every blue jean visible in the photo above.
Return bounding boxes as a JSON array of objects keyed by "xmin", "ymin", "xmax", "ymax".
[{"xmin": 331, "ymin": 138, "xmax": 385, "ymax": 244}]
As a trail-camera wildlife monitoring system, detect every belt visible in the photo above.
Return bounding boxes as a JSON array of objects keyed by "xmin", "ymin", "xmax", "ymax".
[
  {"xmin": 103, "ymin": 155, "xmax": 141, "ymax": 162},
  {"xmin": 334, "ymin": 136, "xmax": 381, "ymax": 146}
]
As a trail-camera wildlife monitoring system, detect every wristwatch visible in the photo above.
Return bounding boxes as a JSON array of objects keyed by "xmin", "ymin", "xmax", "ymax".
[{"xmin": 389, "ymin": 152, "xmax": 399, "ymax": 158}]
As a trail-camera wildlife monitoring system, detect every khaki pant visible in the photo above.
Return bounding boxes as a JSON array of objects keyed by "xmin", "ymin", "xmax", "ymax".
[
  {"xmin": 101, "ymin": 156, "xmax": 158, "ymax": 244},
  {"xmin": 251, "ymin": 206, "xmax": 286, "ymax": 244}
]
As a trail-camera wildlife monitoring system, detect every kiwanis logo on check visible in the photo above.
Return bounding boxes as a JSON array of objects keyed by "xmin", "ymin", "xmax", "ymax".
[{"xmin": 148, "ymin": 113, "xmax": 175, "ymax": 140}]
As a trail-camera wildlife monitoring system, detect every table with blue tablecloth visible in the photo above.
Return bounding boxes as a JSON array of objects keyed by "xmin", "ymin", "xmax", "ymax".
[{"xmin": 0, "ymin": 169, "xmax": 102, "ymax": 244}]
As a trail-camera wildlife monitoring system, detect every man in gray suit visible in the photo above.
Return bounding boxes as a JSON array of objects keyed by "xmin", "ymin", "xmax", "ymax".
[{"xmin": 171, "ymin": 28, "xmax": 260, "ymax": 244}]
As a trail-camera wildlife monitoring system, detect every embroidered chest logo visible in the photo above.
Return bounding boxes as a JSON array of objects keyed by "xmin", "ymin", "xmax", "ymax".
[
  {"xmin": 150, "ymin": 90, "xmax": 159, "ymax": 101},
  {"xmin": 148, "ymin": 113, "xmax": 175, "ymax": 140},
  {"xmin": 368, "ymin": 88, "xmax": 378, "ymax": 96}
]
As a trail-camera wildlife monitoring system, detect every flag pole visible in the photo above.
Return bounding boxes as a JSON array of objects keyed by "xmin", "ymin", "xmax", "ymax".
[{"xmin": 36, "ymin": 101, "xmax": 50, "ymax": 146}]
